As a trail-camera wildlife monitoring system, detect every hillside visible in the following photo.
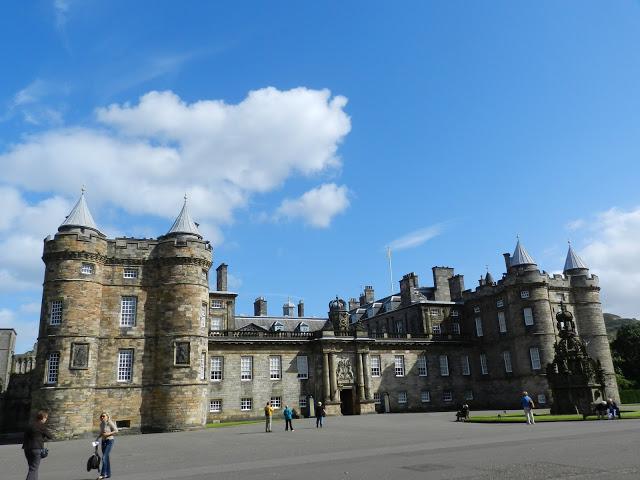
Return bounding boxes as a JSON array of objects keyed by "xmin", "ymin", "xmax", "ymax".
[{"xmin": 604, "ymin": 313, "xmax": 640, "ymax": 340}]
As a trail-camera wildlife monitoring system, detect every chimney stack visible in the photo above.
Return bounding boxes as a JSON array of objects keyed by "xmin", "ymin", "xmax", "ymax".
[
  {"xmin": 348, "ymin": 298, "xmax": 359, "ymax": 311},
  {"xmin": 216, "ymin": 263, "xmax": 228, "ymax": 291},
  {"xmin": 297, "ymin": 300, "xmax": 305, "ymax": 317},
  {"xmin": 364, "ymin": 285, "xmax": 375, "ymax": 304},
  {"xmin": 283, "ymin": 300, "xmax": 295, "ymax": 317},
  {"xmin": 254, "ymin": 297, "xmax": 267, "ymax": 316}
]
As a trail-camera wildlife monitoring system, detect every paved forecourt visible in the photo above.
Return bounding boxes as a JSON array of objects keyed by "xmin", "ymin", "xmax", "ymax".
[{"xmin": 1, "ymin": 412, "xmax": 639, "ymax": 480}]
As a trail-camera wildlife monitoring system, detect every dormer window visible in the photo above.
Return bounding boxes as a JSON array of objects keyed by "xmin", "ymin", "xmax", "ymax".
[
  {"xmin": 272, "ymin": 321, "xmax": 284, "ymax": 332},
  {"xmin": 298, "ymin": 322, "xmax": 309, "ymax": 333}
]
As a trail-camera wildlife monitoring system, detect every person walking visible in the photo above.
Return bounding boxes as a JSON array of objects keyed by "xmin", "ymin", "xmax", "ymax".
[
  {"xmin": 283, "ymin": 405, "xmax": 294, "ymax": 432},
  {"xmin": 96, "ymin": 412, "xmax": 118, "ymax": 479},
  {"xmin": 315, "ymin": 401, "xmax": 326, "ymax": 428},
  {"xmin": 521, "ymin": 391, "xmax": 535, "ymax": 425},
  {"xmin": 264, "ymin": 402, "xmax": 274, "ymax": 433},
  {"xmin": 22, "ymin": 409, "xmax": 52, "ymax": 480}
]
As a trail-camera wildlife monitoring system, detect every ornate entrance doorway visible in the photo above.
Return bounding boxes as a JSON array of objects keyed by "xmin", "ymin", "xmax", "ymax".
[{"xmin": 340, "ymin": 388, "xmax": 354, "ymax": 415}]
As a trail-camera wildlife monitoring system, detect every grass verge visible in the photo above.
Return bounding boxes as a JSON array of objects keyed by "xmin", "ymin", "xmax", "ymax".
[{"xmin": 467, "ymin": 410, "xmax": 640, "ymax": 423}]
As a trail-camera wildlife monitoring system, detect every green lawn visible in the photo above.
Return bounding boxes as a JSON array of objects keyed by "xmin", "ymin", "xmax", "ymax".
[
  {"xmin": 206, "ymin": 420, "xmax": 263, "ymax": 428},
  {"xmin": 467, "ymin": 410, "xmax": 640, "ymax": 423}
]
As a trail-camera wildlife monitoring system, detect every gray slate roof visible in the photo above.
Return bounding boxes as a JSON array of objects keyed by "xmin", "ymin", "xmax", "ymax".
[
  {"xmin": 510, "ymin": 239, "xmax": 536, "ymax": 266},
  {"xmin": 564, "ymin": 245, "xmax": 588, "ymax": 272},
  {"xmin": 59, "ymin": 191, "xmax": 101, "ymax": 233},
  {"xmin": 234, "ymin": 316, "xmax": 329, "ymax": 332},
  {"xmin": 167, "ymin": 197, "xmax": 202, "ymax": 237}
]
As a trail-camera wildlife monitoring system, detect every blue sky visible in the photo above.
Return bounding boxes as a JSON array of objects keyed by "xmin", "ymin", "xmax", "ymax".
[{"xmin": 2, "ymin": 1, "xmax": 640, "ymax": 352}]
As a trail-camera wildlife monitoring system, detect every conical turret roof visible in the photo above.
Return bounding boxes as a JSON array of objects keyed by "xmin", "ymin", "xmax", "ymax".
[
  {"xmin": 510, "ymin": 238, "xmax": 536, "ymax": 267},
  {"xmin": 59, "ymin": 190, "xmax": 101, "ymax": 234},
  {"xmin": 563, "ymin": 244, "xmax": 588, "ymax": 272},
  {"xmin": 166, "ymin": 196, "xmax": 202, "ymax": 237},
  {"xmin": 485, "ymin": 271, "xmax": 495, "ymax": 284}
]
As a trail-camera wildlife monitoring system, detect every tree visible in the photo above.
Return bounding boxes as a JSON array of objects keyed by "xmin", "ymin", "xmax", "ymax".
[{"xmin": 611, "ymin": 322, "xmax": 640, "ymax": 387}]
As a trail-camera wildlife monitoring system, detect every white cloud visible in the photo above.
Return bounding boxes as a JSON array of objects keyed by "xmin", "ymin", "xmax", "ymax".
[
  {"xmin": 566, "ymin": 218, "xmax": 585, "ymax": 231},
  {"xmin": 53, "ymin": 0, "xmax": 72, "ymax": 30},
  {"xmin": 275, "ymin": 183, "xmax": 350, "ymax": 228},
  {"xmin": 387, "ymin": 224, "xmax": 445, "ymax": 251},
  {"xmin": 578, "ymin": 206, "xmax": 640, "ymax": 317}
]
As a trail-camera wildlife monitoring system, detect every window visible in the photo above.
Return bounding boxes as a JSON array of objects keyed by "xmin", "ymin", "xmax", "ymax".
[
  {"xmin": 174, "ymin": 342, "xmax": 190, "ymax": 365},
  {"xmin": 421, "ymin": 390, "xmax": 431, "ymax": 403},
  {"xmin": 202, "ymin": 269, "xmax": 208, "ymax": 281},
  {"xmin": 81, "ymin": 263, "xmax": 94, "ymax": 275},
  {"xmin": 529, "ymin": 347, "xmax": 541, "ymax": 370},
  {"xmin": 417, "ymin": 355, "xmax": 428, "ymax": 376},
  {"xmin": 520, "ymin": 290, "xmax": 530, "ymax": 299},
  {"xmin": 480, "ymin": 353, "xmax": 488, "ymax": 375},
  {"xmin": 473, "ymin": 306, "xmax": 481, "ymax": 313},
  {"xmin": 209, "ymin": 399, "xmax": 222, "ymax": 413},
  {"xmin": 503, "ymin": 351, "xmax": 513, "ymax": 373},
  {"xmin": 210, "ymin": 356, "xmax": 223, "ymax": 381},
  {"xmin": 211, "ymin": 317, "xmax": 222, "ymax": 331},
  {"xmin": 398, "ymin": 391, "xmax": 407, "ymax": 404},
  {"xmin": 49, "ymin": 300, "xmax": 63, "ymax": 325},
  {"xmin": 120, "ymin": 296, "xmax": 137, "ymax": 327},
  {"xmin": 117, "ymin": 349, "xmax": 134, "ymax": 382},
  {"xmin": 269, "ymin": 356, "xmax": 281, "ymax": 380},
  {"xmin": 497, "ymin": 311, "xmax": 507, "ymax": 333},
  {"xmin": 273, "ymin": 322, "xmax": 284, "ymax": 332},
  {"xmin": 430, "ymin": 308, "xmax": 440, "ymax": 316},
  {"xmin": 123, "ymin": 268, "xmax": 138, "ymax": 279},
  {"xmin": 442, "ymin": 390, "xmax": 453, "ymax": 402},
  {"xmin": 496, "ymin": 299, "xmax": 504, "ymax": 308},
  {"xmin": 270, "ymin": 396, "xmax": 282, "ymax": 409},
  {"xmin": 211, "ymin": 300, "xmax": 223, "ymax": 309},
  {"xmin": 555, "ymin": 293, "xmax": 566, "ymax": 302},
  {"xmin": 46, "ymin": 352, "xmax": 60, "ymax": 384},
  {"xmin": 200, "ymin": 303, "xmax": 207, "ymax": 328},
  {"xmin": 537, "ymin": 393, "xmax": 547, "ymax": 405},
  {"xmin": 371, "ymin": 355, "xmax": 381, "ymax": 377},
  {"xmin": 451, "ymin": 310, "xmax": 459, "ymax": 317},
  {"xmin": 464, "ymin": 390, "xmax": 474, "ymax": 401},
  {"xmin": 523, "ymin": 307, "xmax": 534, "ymax": 326},
  {"xmin": 474, "ymin": 317, "xmax": 483, "ymax": 337},
  {"xmin": 431, "ymin": 324, "xmax": 441, "ymax": 335},
  {"xmin": 199, "ymin": 352, "xmax": 206, "ymax": 380},
  {"xmin": 299, "ymin": 323, "xmax": 309, "ymax": 332},
  {"xmin": 241, "ymin": 356, "xmax": 252, "ymax": 380},
  {"xmin": 240, "ymin": 398, "xmax": 252, "ymax": 411},
  {"xmin": 461, "ymin": 355, "xmax": 471, "ymax": 376},
  {"xmin": 299, "ymin": 396, "xmax": 308, "ymax": 408},
  {"xmin": 439, "ymin": 355, "xmax": 449, "ymax": 376},
  {"xmin": 452, "ymin": 323, "xmax": 461, "ymax": 335},
  {"xmin": 394, "ymin": 355, "xmax": 405, "ymax": 377},
  {"xmin": 373, "ymin": 392, "xmax": 381, "ymax": 405},
  {"xmin": 297, "ymin": 355, "xmax": 309, "ymax": 379},
  {"xmin": 395, "ymin": 319, "xmax": 404, "ymax": 334}
]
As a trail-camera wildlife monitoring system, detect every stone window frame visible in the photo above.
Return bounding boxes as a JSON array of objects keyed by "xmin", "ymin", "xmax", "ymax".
[
  {"xmin": 439, "ymin": 355, "xmax": 449, "ymax": 376},
  {"xmin": 480, "ymin": 353, "xmax": 489, "ymax": 375},
  {"xmin": 200, "ymin": 303, "xmax": 207, "ymax": 328},
  {"xmin": 117, "ymin": 349, "xmax": 134, "ymax": 382},
  {"xmin": 370, "ymin": 355, "xmax": 381, "ymax": 377},
  {"xmin": 46, "ymin": 352, "xmax": 60, "ymax": 384},
  {"xmin": 211, "ymin": 300, "xmax": 224, "ymax": 309},
  {"xmin": 529, "ymin": 347, "xmax": 542, "ymax": 371},
  {"xmin": 49, "ymin": 299, "xmax": 63, "ymax": 326},
  {"xmin": 502, "ymin": 351, "xmax": 513, "ymax": 373},
  {"xmin": 270, "ymin": 396, "xmax": 282, "ymax": 409},
  {"xmin": 199, "ymin": 351, "xmax": 206, "ymax": 380},
  {"xmin": 497, "ymin": 311, "xmax": 508, "ymax": 333},
  {"xmin": 69, "ymin": 342, "xmax": 90, "ymax": 370},
  {"xmin": 240, "ymin": 397, "xmax": 252, "ymax": 411},
  {"xmin": 209, "ymin": 399, "xmax": 222, "ymax": 413},
  {"xmin": 119, "ymin": 296, "xmax": 137, "ymax": 327},
  {"xmin": 474, "ymin": 317, "xmax": 484, "ymax": 337},
  {"xmin": 398, "ymin": 391, "xmax": 408, "ymax": 404},
  {"xmin": 81, "ymin": 263, "xmax": 94, "ymax": 275},
  {"xmin": 417, "ymin": 355, "xmax": 428, "ymax": 376},
  {"xmin": 123, "ymin": 267, "xmax": 138, "ymax": 279},
  {"xmin": 461, "ymin": 355, "xmax": 471, "ymax": 376},
  {"xmin": 297, "ymin": 355, "xmax": 309, "ymax": 379},
  {"xmin": 394, "ymin": 355, "xmax": 405, "ymax": 377},
  {"xmin": 210, "ymin": 356, "xmax": 223, "ymax": 381},
  {"xmin": 269, "ymin": 355, "xmax": 281, "ymax": 380},
  {"xmin": 174, "ymin": 342, "xmax": 191, "ymax": 367},
  {"xmin": 240, "ymin": 356, "xmax": 253, "ymax": 381},
  {"xmin": 421, "ymin": 390, "xmax": 431, "ymax": 403},
  {"xmin": 523, "ymin": 307, "xmax": 535, "ymax": 326}
]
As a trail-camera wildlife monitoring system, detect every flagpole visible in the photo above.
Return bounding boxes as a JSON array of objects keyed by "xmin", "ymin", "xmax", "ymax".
[{"xmin": 386, "ymin": 246, "xmax": 393, "ymax": 295}]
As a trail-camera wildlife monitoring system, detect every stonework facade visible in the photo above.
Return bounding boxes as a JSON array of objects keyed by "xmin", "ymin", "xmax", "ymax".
[{"xmin": 0, "ymin": 195, "xmax": 619, "ymax": 438}]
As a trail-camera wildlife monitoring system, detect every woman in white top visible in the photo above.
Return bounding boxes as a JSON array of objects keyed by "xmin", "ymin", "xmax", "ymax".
[{"xmin": 96, "ymin": 412, "xmax": 118, "ymax": 479}]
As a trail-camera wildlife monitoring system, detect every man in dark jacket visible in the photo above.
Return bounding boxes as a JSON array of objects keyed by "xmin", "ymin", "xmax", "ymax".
[{"xmin": 22, "ymin": 410, "xmax": 52, "ymax": 480}]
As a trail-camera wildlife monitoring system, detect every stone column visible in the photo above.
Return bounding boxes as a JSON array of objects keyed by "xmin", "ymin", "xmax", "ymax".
[
  {"xmin": 329, "ymin": 353, "xmax": 339, "ymax": 401},
  {"xmin": 356, "ymin": 352, "xmax": 365, "ymax": 400},
  {"xmin": 323, "ymin": 353, "xmax": 330, "ymax": 402},
  {"xmin": 363, "ymin": 352, "xmax": 372, "ymax": 400}
]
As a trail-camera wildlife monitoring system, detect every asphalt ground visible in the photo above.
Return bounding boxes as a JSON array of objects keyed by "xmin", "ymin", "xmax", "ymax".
[{"xmin": 1, "ymin": 411, "xmax": 639, "ymax": 480}]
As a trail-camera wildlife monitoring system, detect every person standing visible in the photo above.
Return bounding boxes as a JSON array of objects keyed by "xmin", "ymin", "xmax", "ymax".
[
  {"xmin": 315, "ymin": 401, "xmax": 326, "ymax": 428},
  {"xmin": 283, "ymin": 405, "xmax": 294, "ymax": 432},
  {"xmin": 22, "ymin": 409, "xmax": 52, "ymax": 480},
  {"xmin": 521, "ymin": 391, "xmax": 535, "ymax": 425},
  {"xmin": 264, "ymin": 402, "xmax": 274, "ymax": 433},
  {"xmin": 96, "ymin": 412, "xmax": 118, "ymax": 479}
]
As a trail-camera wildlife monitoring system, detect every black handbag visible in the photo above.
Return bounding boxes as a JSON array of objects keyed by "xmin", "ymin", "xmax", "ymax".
[{"xmin": 40, "ymin": 448, "xmax": 49, "ymax": 459}]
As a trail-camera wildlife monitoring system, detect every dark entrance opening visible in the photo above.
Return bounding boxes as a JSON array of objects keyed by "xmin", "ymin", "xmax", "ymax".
[{"xmin": 340, "ymin": 389, "xmax": 354, "ymax": 415}]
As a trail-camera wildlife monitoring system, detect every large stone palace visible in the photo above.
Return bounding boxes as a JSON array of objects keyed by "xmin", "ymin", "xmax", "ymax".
[{"xmin": 0, "ymin": 193, "xmax": 619, "ymax": 438}]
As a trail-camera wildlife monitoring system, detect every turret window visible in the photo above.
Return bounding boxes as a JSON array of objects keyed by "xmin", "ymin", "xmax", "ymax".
[
  {"xmin": 81, "ymin": 263, "xmax": 94, "ymax": 275},
  {"xmin": 46, "ymin": 352, "xmax": 60, "ymax": 384},
  {"xmin": 174, "ymin": 342, "xmax": 190, "ymax": 366},
  {"xmin": 520, "ymin": 290, "xmax": 530, "ymax": 299},
  {"xmin": 49, "ymin": 300, "xmax": 63, "ymax": 326},
  {"xmin": 123, "ymin": 268, "xmax": 138, "ymax": 279},
  {"xmin": 529, "ymin": 347, "xmax": 541, "ymax": 370},
  {"xmin": 120, "ymin": 296, "xmax": 137, "ymax": 327},
  {"xmin": 200, "ymin": 303, "xmax": 207, "ymax": 328},
  {"xmin": 200, "ymin": 352, "xmax": 206, "ymax": 380},
  {"xmin": 523, "ymin": 307, "xmax": 534, "ymax": 326},
  {"xmin": 117, "ymin": 349, "xmax": 134, "ymax": 382}
]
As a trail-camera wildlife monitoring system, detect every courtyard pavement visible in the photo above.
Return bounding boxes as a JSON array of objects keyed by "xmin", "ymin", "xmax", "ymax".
[{"xmin": 1, "ymin": 411, "xmax": 639, "ymax": 480}]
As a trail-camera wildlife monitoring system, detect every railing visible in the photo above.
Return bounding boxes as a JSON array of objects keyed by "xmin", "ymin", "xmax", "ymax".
[{"xmin": 209, "ymin": 330, "xmax": 314, "ymax": 339}]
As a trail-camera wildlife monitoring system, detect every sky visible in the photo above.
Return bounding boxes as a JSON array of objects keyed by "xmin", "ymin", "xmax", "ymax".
[{"xmin": 1, "ymin": 1, "xmax": 640, "ymax": 353}]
